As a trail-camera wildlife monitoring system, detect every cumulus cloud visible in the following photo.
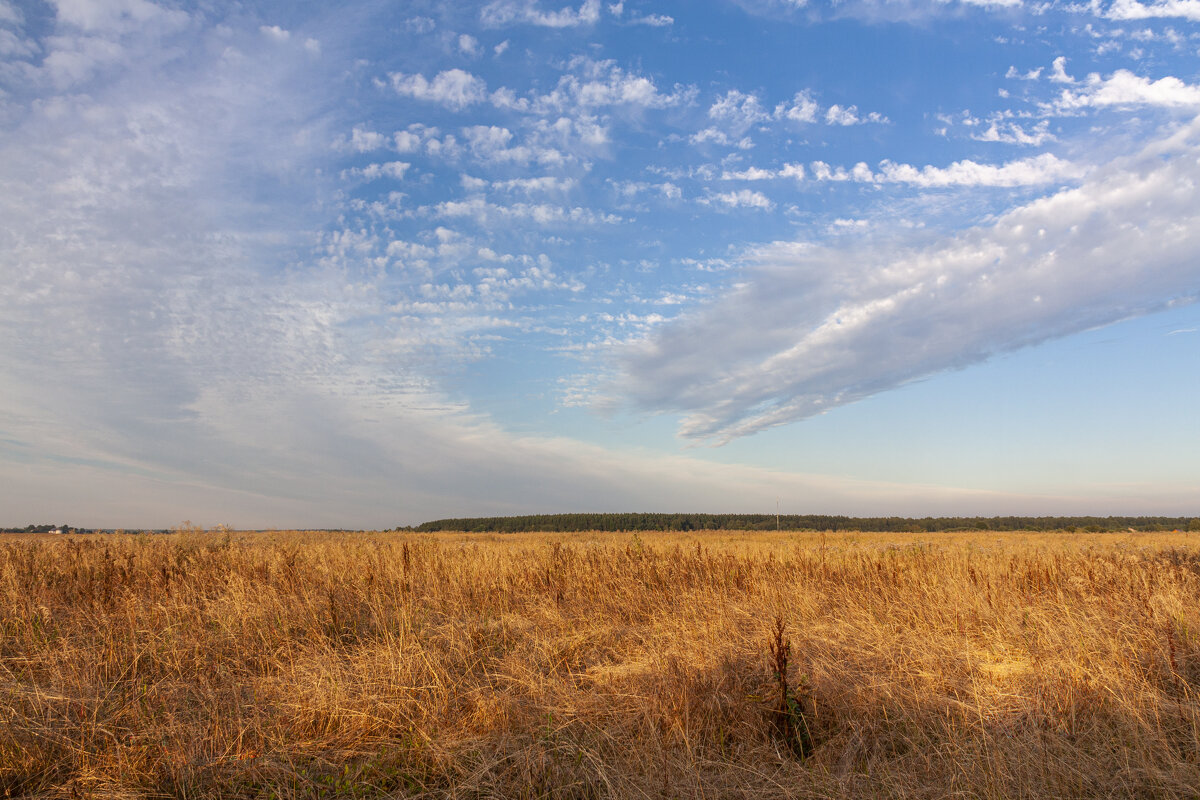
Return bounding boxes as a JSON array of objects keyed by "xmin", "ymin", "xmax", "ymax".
[
  {"xmin": 713, "ymin": 155, "xmax": 1076, "ymax": 187},
  {"xmin": 1105, "ymin": 0, "xmax": 1200, "ymax": 21},
  {"xmin": 481, "ymin": 0, "xmax": 603, "ymax": 27},
  {"xmin": 344, "ymin": 161, "xmax": 411, "ymax": 181},
  {"xmin": 629, "ymin": 12, "xmax": 674, "ymax": 25},
  {"xmin": 1053, "ymin": 69, "xmax": 1200, "ymax": 111},
  {"xmin": 775, "ymin": 90, "xmax": 819, "ymax": 123},
  {"xmin": 825, "ymin": 104, "xmax": 887, "ymax": 125},
  {"xmin": 609, "ymin": 117, "xmax": 1200, "ymax": 442},
  {"xmin": 458, "ymin": 33, "xmax": 481, "ymax": 56},
  {"xmin": 692, "ymin": 87, "xmax": 887, "ymax": 147},
  {"xmin": 875, "ymin": 153, "xmax": 1084, "ymax": 186},
  {"xmin": 260, "ymin": 24, "xmax": 290, "ymax": 42},
  {"xmin": 973, "ymin": 120, "xmax": 1055, "ymax": 146},
  {"xmin": 389, "ymin": 68, "xmax": 488, "ymax": 110},
  {"xmin": 1049, "ymin": 56, "xmax": 1075, "ymax": 84},
  {"xmin": 493, "ymin": 57, "xmax": 693, "ymax": 115},
  {"xmin": 702, "ymin": 189, "xmax": 774, "ymax": 209}
]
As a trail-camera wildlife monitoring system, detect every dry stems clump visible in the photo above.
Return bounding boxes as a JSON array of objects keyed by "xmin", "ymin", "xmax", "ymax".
[{"xmin": 1, "ymin": 529, "xmax": 1199, "ymax": 798}]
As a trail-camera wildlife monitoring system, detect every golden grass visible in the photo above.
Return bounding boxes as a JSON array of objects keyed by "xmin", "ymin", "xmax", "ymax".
[{"xmin": 2, "ymin": 529, "xmax": 1199, "ymax": 798}]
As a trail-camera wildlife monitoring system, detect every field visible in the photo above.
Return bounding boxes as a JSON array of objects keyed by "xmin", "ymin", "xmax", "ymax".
[{"xmin": 2, "ymin": 529, "xmax": 1199, "ymax": 798}]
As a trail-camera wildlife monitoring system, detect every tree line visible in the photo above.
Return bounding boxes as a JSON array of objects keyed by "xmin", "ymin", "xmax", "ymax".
[{"xmin": 411, "ymin": 513, "xmax": 1200, "ymax": 533}]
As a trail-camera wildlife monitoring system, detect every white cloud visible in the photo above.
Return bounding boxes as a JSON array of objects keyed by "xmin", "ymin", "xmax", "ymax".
[
  {"xmin": 708, "ymin": 89, "xmax": 772, "ymax": 131},
  {"xmin": 52, "ymin": 0, "xmax": 189, "ymax": 33},
  {"xmin": 460, "ymin": 124, "xmax": 565, "ymax": 166},
  {"xmin": 629, "ymin": 12, "xmax": 675, "ymax": 25},
  {"xmin": 344, "ymin": 161, "xmax": 411, "ymax": 181},
  {"xmin": 347, "ymin": 126, "xmax": 388, "ymax": 152},
  {"xmin": 809, "ymin": 160, "xmax": 860, "ymax": 181},
  {"xmin": 260, "ymin": 24, "xmax": 290, "ymax": 42},
  {"xmin": 721, "ymin": 166, "xmax": 776, "ymax": 180},
  {"xmin": 458, "ymin": 33, "xmax": 481, "ymax": 56},
  {"xmin": 389, "ymin": 68, "xmax": 488, "ymax": 110},
  {"xmin": 775, "ymin": 90, "xmax": 819, "ymax": 123},
  {"xmin": 803, "ymin": 154, "xmax": 1081, "ymax": 187},
  {"xmin": 689, "ymin": 127, "xmax": 753, "ymax": 148},
  {"xmin": 778, "ymin": 163, "xmax": 806, "ymax": 180},
  {"xmin": 1049, "ymin": 56, "xmax": 1075, "ymax": 84},
  {"xmin": 496, "ymin": 58, "xmax": 692, "ymax": 115},
  {"xmin": 825, "ymin": 104, "xmax": 887, "ymax": 125},
  {"xmin": 404, "ymin": 16, "xmax": 436, "ymax": 33},
  {"xmin": 1105, "ymin": 0, "xmax": 1200, "ymax": 21},
  {"xmin": 1054, "ymin": 70, "xmax": 1200, "ymax": 111},
  {"xmin": 609, "ymin": 117, "xmax": 1200, "ymax": 442},
  {"xmin": 702, "ymin": 189, "xmax": 774, "ymax": 209},
  {"xmin": 876, "ymin": 153, "xmax": 1084, "ymax": 187},
  {"xmin": 1005, "ymin": 65, "xmax": 1043, "ymax": 80},
  {"xmin": 694, "ymin": 87, "xmax": 885, "ymax": 146},
  {"xmin": 973, "ymin": 120, "xmax": 1055, "ymax": 146},
  {"xmin": 0, "ymin": 28, "xmax": 37, "ymax": 58},
  {"xmin": 426, "ymin": 196, "xmax": 620, "ymax": 226},
  {"xmin": 0, "ymin": 1, "xmax": 23, "ymax": 25},
  {"xmin": 491, "ymin": 175, "xmax": 577, "ymax": 194},
  {"xmin": 481, "ymin": 0, "xmax": 603, "ymax": 27}
]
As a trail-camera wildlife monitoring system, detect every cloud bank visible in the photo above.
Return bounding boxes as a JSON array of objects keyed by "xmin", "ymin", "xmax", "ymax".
[{"xmin": 612, "ymin": 117, "xmax": 1200, "ymax": 442}]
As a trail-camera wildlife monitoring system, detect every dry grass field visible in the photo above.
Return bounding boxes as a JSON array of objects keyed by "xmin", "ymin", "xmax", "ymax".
[{"xmin": 2, "ymin": 529, "xmax": 1199, "ymax": 798}]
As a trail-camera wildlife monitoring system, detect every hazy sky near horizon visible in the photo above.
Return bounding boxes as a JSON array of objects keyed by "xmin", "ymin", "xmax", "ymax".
[{"xmin": 1, "ymin": 0, "xmax": 1198, "ymax": 528}]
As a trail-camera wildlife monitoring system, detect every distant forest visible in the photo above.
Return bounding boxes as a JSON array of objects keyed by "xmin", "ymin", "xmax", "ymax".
[{"xmin": 412, "ymin": 513, "xmax": 1200, "ymax": 533}]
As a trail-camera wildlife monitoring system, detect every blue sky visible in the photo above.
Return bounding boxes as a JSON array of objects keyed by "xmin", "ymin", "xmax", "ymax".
[{"xmin": 1, "ymin": 0, "xmax": 1198, "ymax": 528}]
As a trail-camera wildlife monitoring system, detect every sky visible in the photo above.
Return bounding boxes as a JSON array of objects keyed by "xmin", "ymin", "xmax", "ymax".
[{"xmin": 1, "ymin": 0, "xmax": 1198, "ymax": 529}]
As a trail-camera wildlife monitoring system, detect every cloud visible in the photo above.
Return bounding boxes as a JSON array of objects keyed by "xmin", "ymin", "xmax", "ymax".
[
  {"xmin": 824, "ymin": 104, "xmax": 887, "ymax": 125},
  {"xmin": 458, "ymin": 33, "xmax": 481, "ymax": 56},
  {"xmin": 0, "ymin": 1, "xmax": 22, "ymax": 25},
  {"xmin": 1105, "ymin": 0, "xmax": 1200, "ymax": 21},
  {"xmin": 260, "ymin": 24, "xmax": 290, "ymax": 42},
  {"xmin": 490, "ymin": 175, "xmax": 577, "ymax": 194},
  {"xmin": 692, "ymin": 88, "xmax": 887, "ymax": 147},
  {"xmin": 1049, "ymin": 56, "xmax": 1074, "ymax": 84},
  {"xmin": 875, "ymin": 153, "xmax": 1084, "ymax": 187},
  {"xmin": 775, "ymin": 91, "xmax": 819, "ymax": 123},
  {"xmin": 721, "ymin": 166, "xmax": 777, "ymax": 180},
  {"xmin": 389, "ymin": 68, "xmax": 488, "ymax": 110},
  {"xmin": 1005, "ymin": 66, "xmax": 1043, "ymax": 81},
  {"xmin": 425, "ymin": 196, "xmax": 620, "ymax": 226},
  {"xmin": 461, "ymin": 124, "xmax": 566, "ymax": 166},
  {"xmin": 708, "ymin": 89, "xmax": 772, "ymax": 132},
  {"xmin": 344, "ymin": 161, "xmax": 411, "ymax": 181},
  {"xmin": 608, "ymin": 117, "xmax": 1200, "ymax": 442},
  {"xmin": 481, "ymin": 0, "xmax": 603, "ymax": 28},
  {"xmin": 973, "ymin": 120, "xmax": 1055, "ymax": 146},
  {"xmin": 803, "ymin": 154, "xmax": 1080, "ymax": 186},
  {"xmin": 701, "ymin": 189, "xmax": 774, "ymax": 209},
  {"xmin": 629, "ymin": 12, "xmax": 674, "ymax": 25},
  {"xmin": 52, "ymin": 0, "xmax": 189, "ymax": 34},
  {"xmin": 1053, "ymin": 70, "xmax": 1200, "ymax": 111},
  {"xmin": 345, "ymin": 126, "xmax": 389, "ymax": 152},
  {"xmin": 712, "ymin": 154, "xmax": 1075, "ymax": 187},
  {"xmin": 493, "ymin": 57, "xmax": 693, "ymax": 115}
]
